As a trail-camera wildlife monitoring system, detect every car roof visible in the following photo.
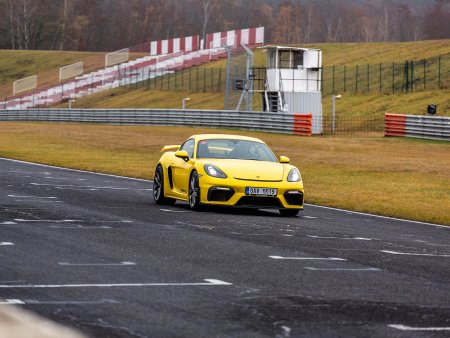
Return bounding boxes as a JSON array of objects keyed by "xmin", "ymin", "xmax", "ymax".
[{"xmin": 189, "ymin": 134, "xmax": 265, "ymax": 143}]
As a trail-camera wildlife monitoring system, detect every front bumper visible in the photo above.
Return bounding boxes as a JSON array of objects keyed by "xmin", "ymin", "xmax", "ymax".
[{"xmin": 200, "ymin": 176, "xmax": 304, "ymax": 209}]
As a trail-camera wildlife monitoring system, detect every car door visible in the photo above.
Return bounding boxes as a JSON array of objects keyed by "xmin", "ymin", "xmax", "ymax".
[{"xmin": 171, "ymin": 138, "xmax": 195, "ymax": 198}]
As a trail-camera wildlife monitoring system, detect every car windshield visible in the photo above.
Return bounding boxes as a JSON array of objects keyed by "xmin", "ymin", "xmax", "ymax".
[{"xmin": 196, "ymin": 139, "xmax": 278, "ymax": 162}]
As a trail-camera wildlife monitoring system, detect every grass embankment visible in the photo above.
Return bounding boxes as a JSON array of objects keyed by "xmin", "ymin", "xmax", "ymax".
[
  {"xmin": 0, "ymin": 122, "xmax": 449, "ymax": 225},
  {"xmin": 0, "ymin": 50, "xmax": 147, "ymax": 99}
]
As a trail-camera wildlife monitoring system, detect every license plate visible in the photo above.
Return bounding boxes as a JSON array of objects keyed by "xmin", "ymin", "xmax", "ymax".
[{"xmin": 245, "ymin": 187, "xmax": 277, "ymax": 196}]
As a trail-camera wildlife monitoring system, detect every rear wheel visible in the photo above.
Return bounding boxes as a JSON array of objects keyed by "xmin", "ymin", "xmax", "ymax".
[
  {"xmin": 279, "ymin": 208, "xmax": 300, "ymax": 217},
  {"xmin": 189, "ymin": 171, "xmax": 202, "ymax": 211},
  {"xmin": 153, "ymin": 165, "xmax": 175, "ymax": 205}
]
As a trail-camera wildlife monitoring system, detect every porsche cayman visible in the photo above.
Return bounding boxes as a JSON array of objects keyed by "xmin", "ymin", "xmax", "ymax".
[{"xmin": 153, "ymin": 134, "xmax": 304, "ymax": 216}]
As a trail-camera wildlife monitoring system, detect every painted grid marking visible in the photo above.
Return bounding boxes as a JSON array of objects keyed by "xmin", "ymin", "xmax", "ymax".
[
  {"xmin": 381, "ymin": 250, "xmax": 450, "ymax": 257},
  {"xmin": 389, "ymin": 324, "xmax": 450, "ymax": 331},
  {"xmin": 58, "ymin": 261, "xmax": 136, "ymax": 266},
  {"xmin": 304, "ymin": 267, "xmax": 380, "ymax": 271},
  {"xmin": 307, "ymin": 235, "xmax": 373, "ymax": 241},
  {"xmin": 269, "ymin": 256, "xmax": 346, "ymax": 261},
  {"xmin": 0, "ymin": 279, "xmax": 232, "ymax": 288}
]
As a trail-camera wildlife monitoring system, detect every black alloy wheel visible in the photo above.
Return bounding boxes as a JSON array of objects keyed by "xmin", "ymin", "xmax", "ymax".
[{"xmin": 189, "ymin": 171, "xmax": 201, "ymax": 210}]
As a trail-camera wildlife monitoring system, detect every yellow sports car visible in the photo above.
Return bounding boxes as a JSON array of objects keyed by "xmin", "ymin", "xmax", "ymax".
[{"xmin": 153, "ymin": 134, "xmax": 304, "ymax": 216}]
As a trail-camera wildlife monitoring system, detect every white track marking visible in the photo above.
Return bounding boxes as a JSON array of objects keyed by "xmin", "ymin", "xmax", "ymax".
[
  {"xmin": 302, "ymin": 216, "xmax": 317, "ymax": 219},
  {"xmin": 0, "ymin": 299, "xmax": 25, "ymax": 305},
  {"xmin": 304, "ymin": 267, "xmax": 380, "ymax": 271},
  {"xmin": 0, "ymin": 222, "xmax": 17, "ymax": 225},
  {"xmin": 0, "ymin": 279, "xmax": 232, "ymax": 288},
  {"xmin": 159, "ymin": 209, "xmax": 189, "ymax": 213},
  {"xmin": 0, "ymin": 242, "xmax": 14, "ymax": 246},
  {"xmin": 269, "ymin": 256, "xmax": 346, "ymax": 261},
  {"xmin": 306, "ymin": 204, "xmax": 449, "ymax": 229},
  {"xmin": 388, "ymin": 324, "xmax": 450, "ymax": 331},
  {"xmin": 50, "ymin": 225, "xmax": 112, "ymax": 229},
  {"xmin": 307, "ymin": 235, "xmax": 373, "ymax": 241},
  {"xmin": 58, "ymin": 261, "xmax": 136, "ymax": 266},
  {"xmin": 30, "ymin": 183, "xmax": 151, "ymax": 191},
  {"xmin": 45, "ymin": 177, "xmax": 86, "ymax": 181},
  {"xmin": 25, "ymin": 299, "xmax": 120, "ymax": 305},
  {"xmin": 8, "ymin": 195, "xmax": 57, "ymax": 199},
  {"xmin": 381, "ymin": 250, "xmax": 450, "ymax": 257},
  {"xmin": 14, "ymin": 219, "xmax": 80, "ymax": 223},
  {"xmin": 0, "ymin": 299, "xmax": 119, "ymax": 305}
]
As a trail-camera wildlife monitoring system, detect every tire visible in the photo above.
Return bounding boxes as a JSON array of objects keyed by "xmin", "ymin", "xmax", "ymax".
[
  {"xmin": 279, "ymin": 208, "xmax": 300, "ymax": 217},
  {"xmin": 153, "ymin": 165, "xmax": 175, "ymax": 205},
  {"xmin": 188, "ymin": 171, "xmax": 202, "ymax": 211}
]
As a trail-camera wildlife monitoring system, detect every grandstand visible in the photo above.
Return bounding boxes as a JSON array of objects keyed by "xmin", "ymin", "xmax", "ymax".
[{"xmin": 1, "ymin": 27, "xmax": 264, "ymax": 110}]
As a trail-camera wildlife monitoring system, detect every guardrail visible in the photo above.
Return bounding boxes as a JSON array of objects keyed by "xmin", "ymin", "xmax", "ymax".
[
  {"xmin": 385, "ymin": 113, "xmax": 450, "ymax": 141},
  {"xmin": 0, "ymin": 109, "xmax": 314, "ymax": 136}
]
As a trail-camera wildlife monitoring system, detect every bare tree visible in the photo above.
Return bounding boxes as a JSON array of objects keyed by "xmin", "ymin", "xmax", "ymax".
[{"xmin": 192, "ymin": 0, "xmax": 216, "ymax": 48}]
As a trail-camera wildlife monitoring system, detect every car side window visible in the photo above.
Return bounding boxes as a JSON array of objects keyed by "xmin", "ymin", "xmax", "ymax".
[{"xmin": 180, "ymin": 139, "xmax": 195, "ymax": 158}]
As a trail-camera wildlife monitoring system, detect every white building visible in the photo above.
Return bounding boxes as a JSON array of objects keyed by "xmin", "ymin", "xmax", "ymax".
[{"xmin": 262, "ymin": 46, "xmax": 323, "ymax": 134}]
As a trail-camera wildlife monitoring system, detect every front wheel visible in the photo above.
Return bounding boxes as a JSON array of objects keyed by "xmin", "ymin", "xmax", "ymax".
[
  {"xmin": 279, "ymin": 208, "xmax": 300, "ymax": 217},
  {"xmin": 188, "ymin": 171, "xmax": 202, "ymax": 211},
  {"xmin": 153, "ymin": 165, "xmax": 175, "ymax": 205}
]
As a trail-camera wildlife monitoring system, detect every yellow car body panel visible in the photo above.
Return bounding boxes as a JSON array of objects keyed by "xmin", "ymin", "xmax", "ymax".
[{"xmin": 155, "ymin": 134, "xmax": 304, "ymax": 212}]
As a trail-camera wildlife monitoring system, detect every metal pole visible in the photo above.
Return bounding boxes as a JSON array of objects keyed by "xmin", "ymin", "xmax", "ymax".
[
  {"xmin": 367, "ymin": 64, "xmax": 370, "ymax": 92},
  {"xmin": 423, "ymin": 59, "xmax": 426, "ymax": 90},
  {"xmin": 392, "ymin": 62, "xmax": 395, "ymax": 93},
  {"xmin": 379, "ymin": 63, "xmax": 382, "ymax": 92},
  {"xmin": 344, "ymin": 65, "xmax": 346, "ymax": 92},
  {"xmin": 242, "ymin": 44, "xmax": 254, "ymax": 111},
  {"xmin": 438, "ymin": 57, "xmax": 441, "ymax": 89},
  {"xmin": 332, "ymin": 65, "xmax": 335, "ymax": 94},
  {"xmin": 332, "ymin": 95, "xmax": 336, "ymax": 134},
  {"xmin": 224, "ymin": 45, "xmax": 231, "ymax": 110}
]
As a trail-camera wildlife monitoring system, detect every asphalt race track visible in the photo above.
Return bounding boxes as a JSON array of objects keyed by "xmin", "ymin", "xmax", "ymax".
[{"xmin": 0, "ymin": 157, "xmax": 449, "ymax": 338}]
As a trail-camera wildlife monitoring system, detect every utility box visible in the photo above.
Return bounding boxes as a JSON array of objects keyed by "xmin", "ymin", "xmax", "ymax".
[{"xmin": 261, "ymin": 46, "xmax": 323, "ymax": 134}]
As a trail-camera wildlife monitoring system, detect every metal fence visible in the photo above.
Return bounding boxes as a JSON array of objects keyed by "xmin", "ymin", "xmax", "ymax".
[
  {"xmin": 385, "ymin": 113, "xmax": 450, "ymax": 141},
  {"xmin": 121, "ymin": 55, "xmax": 450, "ymax": 97},
  {"xmin": 0, "ymin": 108, "xmax": 385, "ymax": 138},
  {"xmin": 323, "ymin": 56, "xmax": 450, "ymax": 95}
]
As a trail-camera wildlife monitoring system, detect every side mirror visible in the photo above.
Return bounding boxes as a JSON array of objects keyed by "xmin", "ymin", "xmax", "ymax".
[
  {"xmin": 279, "ymin": 156, "xmax": 290, "ymax": 163},
  {"xmin": 175, "ymin": 150, "xmax": 189, "ymax": 162}
]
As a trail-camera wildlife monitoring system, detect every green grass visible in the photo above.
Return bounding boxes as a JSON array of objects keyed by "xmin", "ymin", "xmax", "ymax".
[{"xmin": 0, "ymin": 122, "xmax": 448, "ymax": 225}]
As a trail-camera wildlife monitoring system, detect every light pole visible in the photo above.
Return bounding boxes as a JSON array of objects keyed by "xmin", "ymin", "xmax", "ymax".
[
  {"xmin": 182, "ymin": 97, "xmax": 190, "ymax": 110},
  {"xmin": 332, "ymin": 94, "xmax": 342, "ymax": 134}
]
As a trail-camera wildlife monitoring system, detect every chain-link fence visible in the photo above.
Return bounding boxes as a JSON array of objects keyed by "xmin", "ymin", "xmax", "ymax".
[
  {"xmin": 323, "ymin": 55, "xmax": 450, "ymax": 95},
  {"xmin": 138, "ymin": 55, "xmax": 450, "ymax": 99}
]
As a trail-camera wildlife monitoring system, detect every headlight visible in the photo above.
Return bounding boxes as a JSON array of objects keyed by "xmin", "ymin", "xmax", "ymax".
[
  {"xmin": 287, "ymin": 168, "xmax": 302, "ymax": 182},
  {"xmin": 204, "ymin": 164, "xmax": 227, "ymax": 178}
]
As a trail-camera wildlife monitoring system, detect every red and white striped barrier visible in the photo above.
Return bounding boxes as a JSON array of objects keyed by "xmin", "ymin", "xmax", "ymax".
[
  {"xmin": 385, "ymin": 113, "xmax": 450, "ymax": 141},
  {"xmin": 204, "ymin": 27, "xmax": 265, "ymax": 49},
  {"xmin": 149, "ymin": 27, "xmax": 265, "ymax": 55},
  {"xmin": 150, "ymin": 35, "xmax": 199, "ymax": 56}
]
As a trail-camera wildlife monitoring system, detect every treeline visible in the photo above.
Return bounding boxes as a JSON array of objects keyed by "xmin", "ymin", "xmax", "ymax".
[{"xmin": 0, "ymin": 0, "xmax": 449, "ymax": 52}]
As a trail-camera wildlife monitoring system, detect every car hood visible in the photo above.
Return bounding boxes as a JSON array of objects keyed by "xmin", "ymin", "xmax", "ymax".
[{"xmin": 203, "ymin": 159, "xmax": 285, "ymax": 181}]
